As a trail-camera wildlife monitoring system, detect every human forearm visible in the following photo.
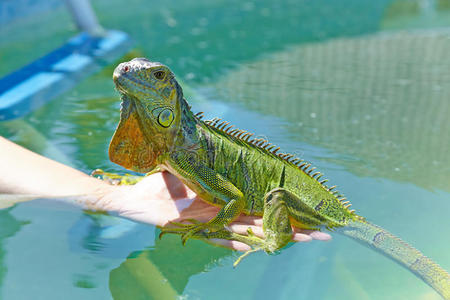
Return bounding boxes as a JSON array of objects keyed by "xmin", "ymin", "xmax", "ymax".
[{"xmin": 0, "ymin": 136, "xmax": 111, "ymax": 198}]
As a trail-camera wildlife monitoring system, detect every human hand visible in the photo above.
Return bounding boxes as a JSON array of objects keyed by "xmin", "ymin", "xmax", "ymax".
[{"xmin": 98, "ymin": 171, "xmax": 331, "ymax": 251}]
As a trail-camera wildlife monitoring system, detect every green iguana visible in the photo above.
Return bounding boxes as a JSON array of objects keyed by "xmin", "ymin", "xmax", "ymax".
[{"xmin": 106, "ymin": 58, "xmax": 450, "ymax": 298}]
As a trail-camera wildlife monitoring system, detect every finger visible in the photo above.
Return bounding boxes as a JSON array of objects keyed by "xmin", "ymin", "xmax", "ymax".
[
  {"xmin": 228, "ymin": 223, "xmax": 264, "ymax": 237},
  {"xmin": 208, "ymin": 239, "xmax": 251, "ymax": 251},
  {"xmin": 229, "ymin": 222, "xmax": 331, "ymax": 242},
  {"xmin": 162, "ymin": 171, "xmax": 188, "ymax": 199},
  {"xmin": 292, "ymin": 232, "xmax": 313, "ymax": 242},
  {"xmin": 230, "ymin": 224, "xmax": 315, "ymax": 243},
  {"xmin": 301, "ymin": 230, "xmax": 332, "ymax": 241},
  {"xmin": 234, "ymin": 215, "xmax": 263, "ymax": 226}
]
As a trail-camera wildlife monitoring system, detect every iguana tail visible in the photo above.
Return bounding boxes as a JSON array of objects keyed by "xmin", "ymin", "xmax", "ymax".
[{"xmin": 339, "ymin": 219, "xmax": 450, "ymax": 299}]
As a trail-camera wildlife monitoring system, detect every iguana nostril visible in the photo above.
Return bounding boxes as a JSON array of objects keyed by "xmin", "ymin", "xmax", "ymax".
[{"xmin": 123, "ymin": 65, "xmax": 129, "ymax": 72}]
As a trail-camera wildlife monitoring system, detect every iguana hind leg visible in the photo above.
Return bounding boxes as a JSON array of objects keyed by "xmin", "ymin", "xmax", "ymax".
[
  {"xmin": 160, "ymin": 188, "xmax": 301, "ymax": 266},
  {"xmin": 234, "ymin": 188, "xmax": 299, "ymax": 266},
  {"xmin": 261, "ymin": 188, "xmax": 295, "ymax": 252}
]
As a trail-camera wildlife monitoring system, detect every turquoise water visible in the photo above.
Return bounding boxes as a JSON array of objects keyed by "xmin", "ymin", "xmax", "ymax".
[{"xmin": 1, "ymin": 0, "xmax": 450, "ymax": 299}]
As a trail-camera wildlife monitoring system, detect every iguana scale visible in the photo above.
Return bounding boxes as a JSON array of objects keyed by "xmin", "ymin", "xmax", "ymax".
[{"xmin": 107, "ymin": 58, "xmax": 450, "ymax": 298}]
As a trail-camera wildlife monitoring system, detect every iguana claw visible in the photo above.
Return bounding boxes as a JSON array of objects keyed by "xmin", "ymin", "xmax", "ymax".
[
  {"xmin": 180, "ymin": 224, "xmax": 208, "ymax": 245},
  {"xmin": 159, "ymin": 219, "xmax": 221, "ymax": 245}
]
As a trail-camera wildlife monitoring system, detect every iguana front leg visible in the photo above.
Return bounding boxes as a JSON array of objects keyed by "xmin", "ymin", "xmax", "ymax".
[
  {"xmin": 161, "ymin": 197, "xmax": 245, "ymax": 245},
  {"xmin": 160, "ymin": 154, "xmax": 246, "ymax": 244},
  {"xmin": 165, "ymin": 226, "xmax": 266, "ymax": 251}
]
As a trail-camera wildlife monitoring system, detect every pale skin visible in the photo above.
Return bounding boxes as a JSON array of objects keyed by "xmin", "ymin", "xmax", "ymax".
[{"xmin": 0, "ymin": 136, "xmax": 331, "ymax": 251}]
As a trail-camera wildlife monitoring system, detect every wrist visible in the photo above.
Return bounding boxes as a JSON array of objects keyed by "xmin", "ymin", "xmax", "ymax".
[{"xmin": 67, "ymin": 176, "xmax": 120, "ymax": 212}]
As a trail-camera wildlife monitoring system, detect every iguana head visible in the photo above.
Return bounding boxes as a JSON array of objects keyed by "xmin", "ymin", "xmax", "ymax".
[{"xmin": 109, "ymin": 58, "xmax": 183, "ymax": 173}]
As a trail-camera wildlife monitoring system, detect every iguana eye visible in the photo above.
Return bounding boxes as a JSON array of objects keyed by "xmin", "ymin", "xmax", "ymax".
[
  {"xmin": 157, "ymin": 108, "xmax": 174, "ymax": 128},
  {"xmin": 153, "ymin": 70, "xmax": 166, "ymax": 80}
]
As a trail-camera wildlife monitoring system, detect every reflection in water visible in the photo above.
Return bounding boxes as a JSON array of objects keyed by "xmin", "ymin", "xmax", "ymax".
[
  {"xmin": 109, "ymin": 234, "xmax": 231, "ymax": 299},
  {"xmin": 211, "ymin": 30, "xmax": 450, "ymax": 192},
  {"xmin": 0, "ymin": 208, "xmax": 29, "ymax": 295},
  {"xmin": 68, "ymin": 212, "xmax": 232, "ymax": 299},
  {"xmin": 382, "ymin": 0, "xmax": 450, "ymax": 30},
  {"xmin": 0, "ymin": 119, "xmax": 73, "ymax": 167}
]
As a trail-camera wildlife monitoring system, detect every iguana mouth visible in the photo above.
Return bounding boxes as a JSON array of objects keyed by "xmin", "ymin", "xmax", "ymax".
[{"xmin": 114, "ymin": 73, "xmax": 154, "ymax": 95}]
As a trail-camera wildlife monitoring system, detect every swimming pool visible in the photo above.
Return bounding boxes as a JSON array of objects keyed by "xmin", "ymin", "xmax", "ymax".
[{"xmin": 1, "ymin": 0, "xmax": 449, "ymax": 299}]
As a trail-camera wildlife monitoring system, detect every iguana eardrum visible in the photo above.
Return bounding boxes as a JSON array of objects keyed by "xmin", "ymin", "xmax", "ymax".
[{"xmin": 108, "ymin": 58, "xmax": 450, "ymax": 298}]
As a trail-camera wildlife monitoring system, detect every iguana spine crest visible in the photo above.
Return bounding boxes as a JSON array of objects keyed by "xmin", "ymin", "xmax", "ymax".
[{"xmin": 199, "ymin": 113, "xmax": 355, "ymax": 215}]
